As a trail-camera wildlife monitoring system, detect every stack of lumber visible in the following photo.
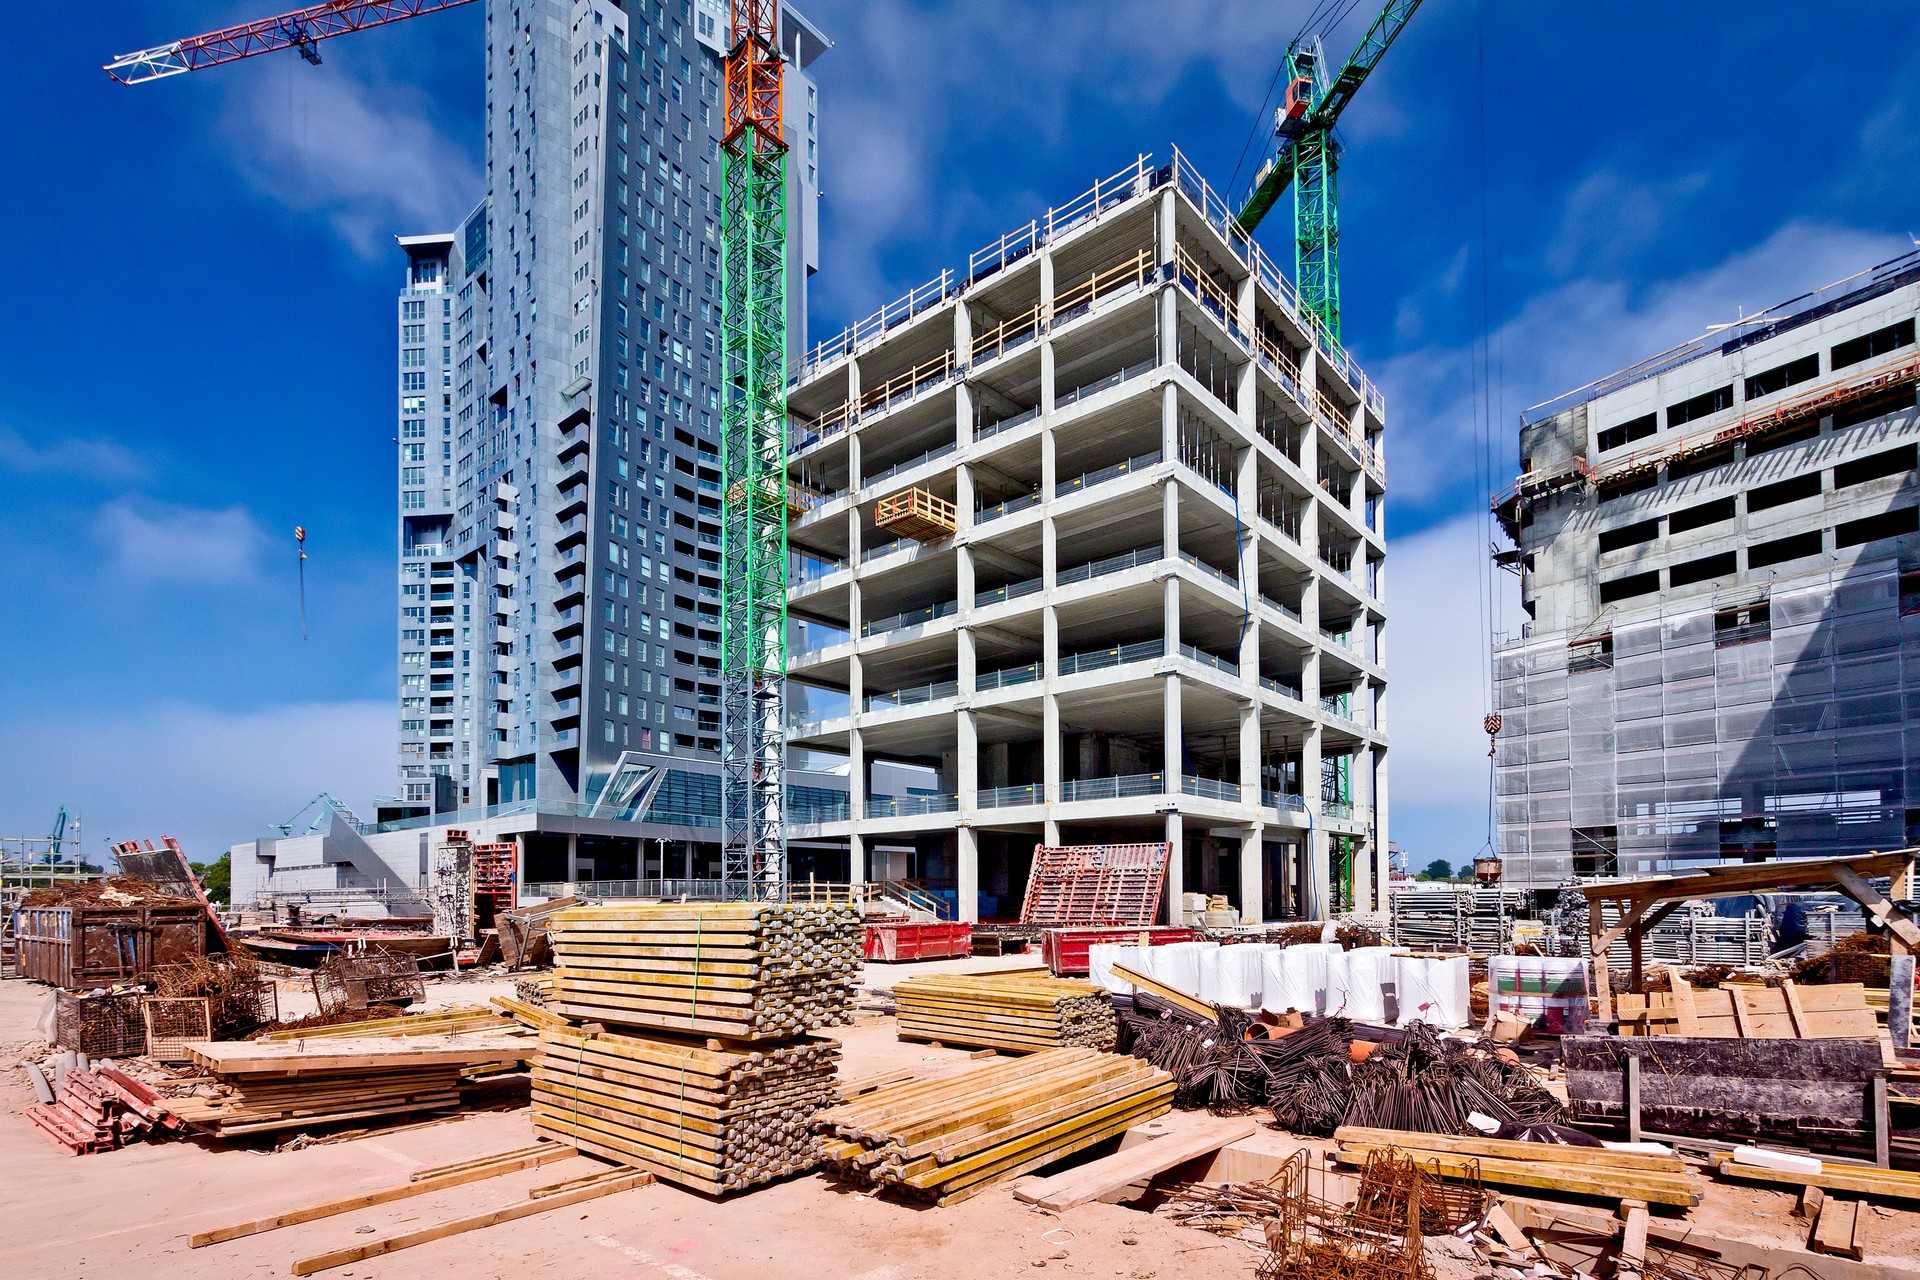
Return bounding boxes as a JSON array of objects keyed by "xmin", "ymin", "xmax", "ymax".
[
  {"xmin": 26, "ymin": 1064, "xmax": 180, "ymax": 1153},
  {"xmin": 1330, "ymin": 1127, "xmax": 1703, "ymax": 1207},
  {"xmin": 894, "ymin": 973, "xmax": 1117, "ymax": 1053},
  {"xmin": 1709, "ymin": 1152, "xmax": 1920, "ymax": 1204},
  {"xmin": 532, "ymin": 1023, "xmax": 839, "ymax": 1194},
  {"xmin": 812, "ymin": 1047, "xmax": 1175, "ymax": 1205},
  {"xmin": 257, "ymin": 1005, "xmax": 517, "ymax": 1041},
  {"xmin": 165, "ymin": 1035, "xmax": 531, "ymax": 1136},
  {"xmin": 548, "ymin": 902, "xmax": 862, "ymax": 1041},
  {"xmin": 1617, "ymin": 977, "xmax": 1876, "ymax": 1039}
]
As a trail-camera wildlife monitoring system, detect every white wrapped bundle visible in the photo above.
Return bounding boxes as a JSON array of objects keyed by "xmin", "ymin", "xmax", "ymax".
[
  {"xmin": 1198, "ymin": 944, "xmax": 1272, "ymax": 1007},
  {"xmin": 1142, "ymin": 941, "xmax": 1216, "ymax": 999},
  {"xmin": 1262, "ymin": 942, "xmax": 1335, "ymax": 1015},
  {"xmin": 1338, "ymin": 946, "xmax": 1394, "ymax": 1022},
  {"xmin": 1086, "ymin": 943, "xmax": 1141, "ymax": 993},
  {"xmin": 1392, "ymin": 954, "xmax": 1471, "ymax": 1028}
]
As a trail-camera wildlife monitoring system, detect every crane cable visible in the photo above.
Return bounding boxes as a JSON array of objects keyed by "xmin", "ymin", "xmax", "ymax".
[{"xmin": 1472, "ymin": 0, "xmax": 1503, "ymax": 858}]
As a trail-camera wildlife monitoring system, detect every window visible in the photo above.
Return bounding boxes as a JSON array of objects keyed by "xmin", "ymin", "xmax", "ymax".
[
  {"xmin": 1667, "ymin": 496, "xmax": 1736, "ymax": 534},
  {"xmin": 1665, "ymin": 443, "xmax": 1736, "ymax": 482},
  {"xmin": 1667, "ymin": 385, "xmax": 1733, "ymax": 428},
  {"xmin": 1834, "ymin": 443, "xmax": 1917, "ymax": 488},
  {"xmin": 1836, "ymin": 505, "xmax": 1920, "ymax": 547},
  {"xmin": 1744, "ymin": 353, "xmax": 1818, "ymax": 401},
  {"xmin": 1746, "ymin": 419, "xmax": 1821, "ymax": 457},
  {"xmin": 1749, "ymin": 530, "xmax": 1823, "ymax": 568},
  {"xmin": 402, "ymin": 372, "xmax": 427, "ymax": 391},
  {"xmin": 1668, "ymin": 551, "xmax": 1735, "ymax": 587},
  {"xmin": 1598, "ymin": 471, "xmax": 1658, "ymax": 502},
  {"xmin": 1599, "ymin": 570, "xmax": 1661, "ymax": 603},
  {"xmin": 403, "ymin": 490, "xmax": 427, "ymax": 509},
  {"xmin": 1748, "ymin": 472, "xmax": 1821, "ymax": 511},
  {"xmin": 1831, "ymin": 318, "xmax": 1915, "ymax": 370},
  {"xmin": 1833, "ymin": 385, "xmax": 1918, "ymax": 431},
  {"xmin": 1596, "ymin": 518, "xmax": 1659, "ymax": 553},
  {"xmin": 402, "ymin": 300, "xmax": 425, "ymax": 319}
]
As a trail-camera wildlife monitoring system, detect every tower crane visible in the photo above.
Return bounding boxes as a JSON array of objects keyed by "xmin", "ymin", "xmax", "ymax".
[
  {"xmin": 1234, "ymin": 0, "xmax": 1423, "ymax": 340},
  {"xmin": 109, "ymin": 1, "xmax": 791, "ymax": 897}
]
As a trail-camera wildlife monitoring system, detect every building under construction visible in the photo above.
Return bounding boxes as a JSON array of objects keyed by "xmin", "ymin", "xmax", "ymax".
[
  {"xmin": 1493, "ymin": 250, "xmax": 1920, "ymax": 888},
  {"xmin": 782, "ymin": 151, "xmax": 1390, "ymax": 923}
]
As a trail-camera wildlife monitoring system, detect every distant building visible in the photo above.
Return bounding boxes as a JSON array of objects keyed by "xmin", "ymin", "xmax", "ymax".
[
  {"xmin": 240, "ymin": 0, "xmax": 830, "ymax": 909},
  {"xmin": 1492, "ymin": 250, "xmax": 1920, "ymax": 888}
]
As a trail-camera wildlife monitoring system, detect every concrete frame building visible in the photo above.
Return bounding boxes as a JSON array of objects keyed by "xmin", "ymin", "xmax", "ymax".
[
  {"xmin": 1492, "ymin": 250, "xmax": 1920, "ymax": 889},
  {"xmin": 371, "ymin": 0, "xmax": 827, "ymax": 889},
  {"xmin": 781, "ymin": 151, "xmax": 1390, "ymax": 924}
]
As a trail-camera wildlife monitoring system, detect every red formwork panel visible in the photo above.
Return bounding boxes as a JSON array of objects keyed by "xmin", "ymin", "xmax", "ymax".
[
  {"xmin": 1019, "ymin": 843, "xmax": 1171, "ymax": 928},
  {"xmin": 1041, "ymin": 925, "xmax": 1201, "ymax": 976},
  {"xmin": 862, "ymin": 920, "xmax": 973, "ymax": 962}
]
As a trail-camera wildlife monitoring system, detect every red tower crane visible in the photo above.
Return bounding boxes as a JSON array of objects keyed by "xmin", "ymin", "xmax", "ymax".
[{"xmin": 105, "ymin": 0, "xmax": 478, "ymax": 85}]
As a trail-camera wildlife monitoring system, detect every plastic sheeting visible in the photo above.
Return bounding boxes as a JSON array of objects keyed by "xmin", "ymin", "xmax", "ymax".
[{"xmin": 1392, "ymin": 954, "xmax": 1471, "ymax": 1029}]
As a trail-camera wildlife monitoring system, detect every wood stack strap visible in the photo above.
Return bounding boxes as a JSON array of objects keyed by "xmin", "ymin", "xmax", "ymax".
[
  {"xmin": 812, "ymin": 1046, "xmax": 1173, "ymax": 1205},
  {"xmin": 894, "ymin": 974, "xmax": 1118, "ymax": 1053},
  {"xmin": 547, "ymin": 902, "xmax": 862, "ymax": 1042},
  {"xmin": 532, "ymin": 1024, "xmax": 840, "ymax": 1195}
]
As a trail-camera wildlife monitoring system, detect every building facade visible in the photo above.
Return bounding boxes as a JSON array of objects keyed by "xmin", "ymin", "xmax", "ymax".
[
  {"xmin": 1493, "ymin": 250, "xmax": 1920, "ymax": 888},
  {"xmin": 384, "ymin": 0, "xmax": 826, "ymax": 881},
  {"xmin": 782, "ymin": 152, "xmax": 1390, "ymax": 924}
]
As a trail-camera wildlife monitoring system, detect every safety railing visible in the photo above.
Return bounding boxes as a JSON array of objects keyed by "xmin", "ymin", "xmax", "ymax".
[
  {"xmin": 975, "ymin": 402, "xmax": 1041, "ymax": 441},
  {"xmin": 1260, "ymin": 593, "xmax": 1302, "ymax": 624},
  {"xmin": 1057, "ymin": 543, "xmax": 1162, "ymax": 588},
  {"xmin": 1177, "ymin": 550, "xmax": 1239, "ymax": 590},
  {"xmin": 1055, "ymin": 450, "xmax": 1160, "ymax": 499},
  {"xmin": 976, "ymin": 490, "xmax": 1042, "ymax": 524},
  {"xmin": 1062, "ymin": 773, "xmax": 1166, "ymax": 803},
  {"xmin": 857, "ymin": 349, "xmax": 957, "ymax": 421},
  {"xmin": 976, "ymin": 661, "xmax": 1041, "ymax": 692},
  {"xmin": 865, "ymin": 680, "xmax": 959, "ymax": 712},
  {"xmin": 1177, "ymin": 643, "xmax": 1238, "ymax": 678},
  {"xmin": 1174, "ymin": 242, "xmax": 1241, "ymax": 338},
  {"xmin": 1182, "ymin": 775, "xmax": 1242, "ymax": 803},
  {"xmin": 974, "ymin": 576, "xmax": 1043, "ymax": 608},
  {"xmin": 972, "ymin": 783, "xmax": 1037, "ymax": 810},
  {"xmin": 1263, "ymin": 791, "xmax": 1311, "ymax": 815},
  {"xmin": 1049, "ymin": 248, "xmax": 1154, "ymax": 329},
  {"xmin": 972, "ymin": 303, "xmax": 1043, "ymax": 369},
  {"xmin": 1055, "ymin": 358, "xmax": 1156, "ymax": 413},
  {"xmin": 863, "ymin": 599, "xmax": 958, "ymax": 637},
  {"xmin": 1260, "ymin": 674, "xmax": 1304, "ymax": 702},
  {"xmin": 800, "ymin": 270, "xmax": 958, "ymax": 378},
  {"xmin": 866, "ymin": 793, "xmax": 960, "ymax": 818},
  {"xmin": 1058, "ymin": 638, "xmax": 1163, "ymax": 677},
  {"xmin": 863, "ymin": 441, "xmax": 956, "ymax": 489}
]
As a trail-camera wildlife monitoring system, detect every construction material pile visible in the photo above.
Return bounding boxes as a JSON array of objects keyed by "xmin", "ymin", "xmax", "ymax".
[
  {"xmin": 894, "ymin": 973, "xmax": 1117, "ymax": 1053},
  {"xmin": 20, "ymin": 876, "xmax": 199, "ymax": 909},
  {"xmin": 1333, "ymin": 1127, "xmax": 1702, "ymax": 1208},
  {"xmin": 165, "ymin": 1034, "xmax": 530, "ymax": 1137},
  {"xmin": 151, "ymin": 954, "xmax": 278, "ymax": 1038},
  {"xmin": 548, "ymin": 902, "xmax": 861, "ymax": 1039},
  {"xmin": 1120, "ymin": 993, "xmax": 1564, "ymax": 1135},
  {"xmin": 1791, "ymin": 928, "xmax": 1892, "ymax": 987},
  {"xmin": 311, "ymin": 948, "xmax": 425, "ymax": 1014},
  {"xmin": 26, "ymin": 1059, "xmax": 181, "ymax": 1153},
  {"xmin": 533, "ymin": 1024, "xmax": 839, "ymax": 1194},
  {"xmin": 814, "ymin": 1047, "xmax": 1174, "ymax": 1205}
]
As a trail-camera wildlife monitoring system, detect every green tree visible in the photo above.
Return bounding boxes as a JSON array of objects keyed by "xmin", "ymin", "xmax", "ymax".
[
  {"xmin": 1422, "ymin": 858, "xmax": 1453, "ymax": 882},
  {"xmin": 190, "ymin": 852, "xmax": 232, "ymax": 907}
]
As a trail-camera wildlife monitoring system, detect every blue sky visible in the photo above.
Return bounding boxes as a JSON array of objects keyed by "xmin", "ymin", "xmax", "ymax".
[{"xmin": 2, "ymin": 1, "xmax": 1917, "ymax": 868}]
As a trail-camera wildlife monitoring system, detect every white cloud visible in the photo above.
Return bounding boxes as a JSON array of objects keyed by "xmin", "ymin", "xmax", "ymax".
[
  {"xmin": 92, "ymin": 497, "xmax": 264, "ymax": 587},
  {"xmin": 218, "ymin": 67, "xmax": 480, "ymax": 256},
  {"xmin": 1544, "ymin": 168, "xmax": 1710, "ymax": 278},
  {"xmin": 1376, "ymin": 220, "xmax": 1909, "ymax": 510},
  {"xmin": 0, "ymin": 700, "xmax": 394, "ymax": 867},
  {"xmin": 0, "ymin": 426, "xmax": 147, "ymax": 484}
]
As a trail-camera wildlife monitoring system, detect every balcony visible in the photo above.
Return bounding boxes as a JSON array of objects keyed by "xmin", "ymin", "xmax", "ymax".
[{"xmin": 1055, "ymin": 450, "xmax": 1160, "ymax": 501}]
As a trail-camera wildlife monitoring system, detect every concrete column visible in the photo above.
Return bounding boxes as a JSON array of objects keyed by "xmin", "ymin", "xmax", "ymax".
[
  {"xmin": 566, "ymin": 831, "xmax": 579, "ymax": 882},
  {"xmin": 1045, "ymin": 818, "xmax": 1061, "ymax": 845},
  {"xmin": 1157, "ymin": 188, "xmax": 1177, "ymax": 269},
  {"xmin": 959, "ymin": 709, "xmax": 979, "ymax": 806},
  {"xmin": 684, "ymin": 841, "xmax": 694, "ymax": 880},
  {"xmin": 849, "ymin": 725, "xmax": 867, "ymax": 840},
  {"xmin": 1164, "ymin": 812, "xmax": 1184, "ymax": 926},
  {"xmin": 1372, "ymin": 748, "xmax": 1390, "ymax": 912},
  {"xmin": 1350, "ymin": 742, "xmax": 1374, "ymax": 911},
  {"xmin": 849, "ymin": 832, "xmax": 866, "ymax": 887},
  {"xmin": 957, "ymin": 825, "xmax": 979, "ymax": 923},
  {"xmin": 847, "ymin": 358, "xmax": 863, "ymax": 487},
  {"xmin": 954, "ymin": 298, "xmax": 973, "ymax": 368},
  {"xmin": 1164, "ymin": 670, "xmax": 1183, "ymax": 786},
  {"xmin": 1302, "ymin": 725, "xmax": 1326, "ymax": 919},
  {"xmin": 1163, "ymin": 575, "xmax": 1182, "ymax": 661},
  {"xmin": 1239, "ymin": 825, "xmax": 1263, "ymax": 926}
]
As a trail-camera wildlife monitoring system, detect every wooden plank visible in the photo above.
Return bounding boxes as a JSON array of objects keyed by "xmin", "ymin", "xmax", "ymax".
[
  {"xmin": 1625, "ymin": 1055, "xmax": 1642, "ymax": 1144},
  {"xmin": 1332, "ymin": 1127, "xmax": 1687, "ymax": 1173},
  {"xmin": 1012, "ymin": 1116, "xmax": 1256, "ymax": 1209},
  {"xmin": 1730, "ymin": 987, "xmax": 1755, "ymax": 1039},
  {"xmin": 1670, "ymin": 976, "xmax": 1701, "ymax": 1037},
  {"xmin": 1711, "ymin": 1153, "xmax": 1920, "ymax": 1202},
  {"xmin": 1108, "ymin": 961, "xmax": 1213, "ymax": 1019},
  {"xmin": 189, "ymin": 1144, "xmax": 574, "ymax": 1246},
  {"xmin": 1812, "ymin": 1198, "xmax": 1865, "ymax": 1261},
  {"xmin": 1832, "ymin": 865, "xmax": 1920, "ymax": 950},
  {"xmin": 1617, "ymin": 1200, "xmax": 1648, "ymax": 1280},
  {"xmin": 1783, "ymin": 980, "xmax": 1810, "ymax": 1038},
  {"xmin": 289, "ymin": 1169, "xmax": 652, "ymax": 1275}
]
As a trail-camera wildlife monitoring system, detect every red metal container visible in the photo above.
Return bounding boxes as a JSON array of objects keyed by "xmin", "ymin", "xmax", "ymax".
[
  {"xmin": 862, "ymin": 920, "xmax": 973, "ymax": 962},
  {"xmin": 1042, "ymin": 925, "xmax": 1200, "ymax": 976}
]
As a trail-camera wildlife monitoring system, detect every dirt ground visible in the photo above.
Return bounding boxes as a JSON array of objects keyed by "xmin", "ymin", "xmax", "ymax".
[{"xmin": 3, "ymin": 963, "xmax": 1918, "ymax": 1279}]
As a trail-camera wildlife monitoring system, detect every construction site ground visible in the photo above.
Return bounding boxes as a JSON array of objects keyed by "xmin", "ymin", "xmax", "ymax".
[{"xmin": 3, "ymin": 963, "xmax": 1918, "ymax": 1280}]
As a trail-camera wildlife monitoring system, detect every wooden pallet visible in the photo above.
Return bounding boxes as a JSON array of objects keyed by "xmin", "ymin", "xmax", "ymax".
[{"xmin": 1617, "ymin": 978, "xmax": 1877, "ymax": 1040}]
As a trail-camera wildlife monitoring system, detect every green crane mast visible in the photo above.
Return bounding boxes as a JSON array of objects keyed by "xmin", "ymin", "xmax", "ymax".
[
  {"xmin": 1234, "ymin": 0, "xmax": 1424, "ymax": 340},
  {"xmin": 719, "ymin": 0, "xmax": 789, "ymax": 896}
]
